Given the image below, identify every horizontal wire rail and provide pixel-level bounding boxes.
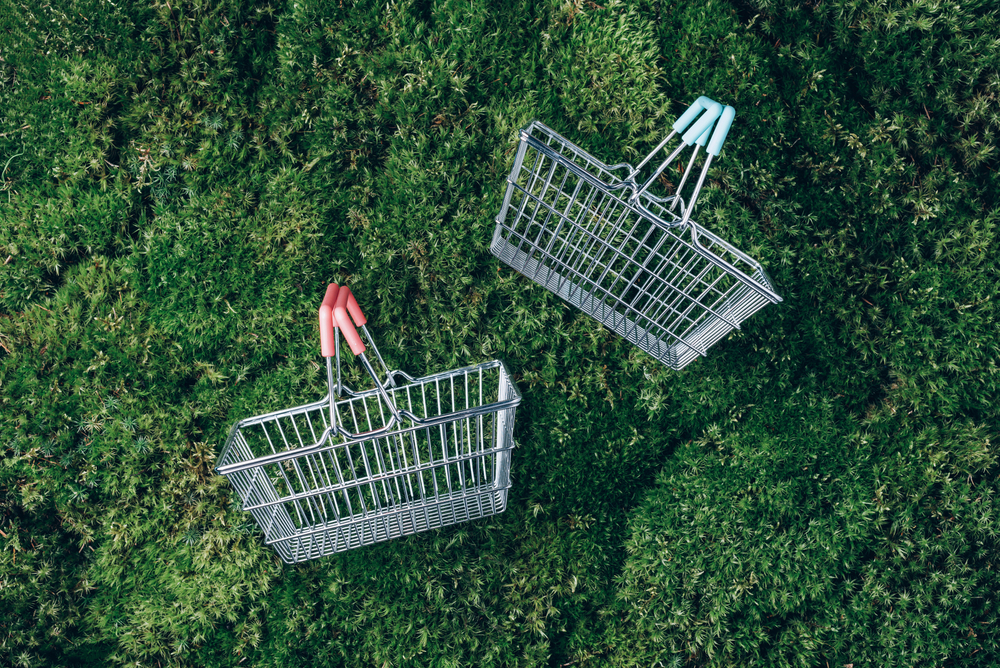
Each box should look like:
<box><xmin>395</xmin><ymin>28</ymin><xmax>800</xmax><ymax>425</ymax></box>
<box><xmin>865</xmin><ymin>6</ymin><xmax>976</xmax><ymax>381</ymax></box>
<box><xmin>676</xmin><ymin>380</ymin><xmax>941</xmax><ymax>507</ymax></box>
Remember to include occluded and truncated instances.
<box><xmin>217</xmin><ymin>284</ymin><xmax>522</xmax><ymax>563</ymax></box>
<box><xmin>493</xmin><ymin>120</ymin><xmax>780</xmax><ymax>370</ymax></box>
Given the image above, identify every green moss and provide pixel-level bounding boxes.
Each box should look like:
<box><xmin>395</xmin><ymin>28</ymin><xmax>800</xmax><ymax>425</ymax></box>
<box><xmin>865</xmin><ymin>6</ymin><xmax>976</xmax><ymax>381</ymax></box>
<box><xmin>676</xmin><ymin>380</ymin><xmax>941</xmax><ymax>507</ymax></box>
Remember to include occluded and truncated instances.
<box><xmin>1</xmin><ymin>0</ymin><xmax>998</xmax><ymax>665</ymax></box>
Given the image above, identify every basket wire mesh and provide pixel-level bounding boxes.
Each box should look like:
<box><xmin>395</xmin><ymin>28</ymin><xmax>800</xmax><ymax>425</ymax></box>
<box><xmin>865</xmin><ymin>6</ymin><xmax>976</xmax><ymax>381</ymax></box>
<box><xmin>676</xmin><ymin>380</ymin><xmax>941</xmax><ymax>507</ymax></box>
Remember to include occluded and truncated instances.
<box><xmin>216</xmin><ymin>285</ymin><xmax>521</xmax><ymax>563</ymax></box>
<box><xmin>492</xmin><ymin>97</ymin><xmax>782</xmax><ymax>370</ymax></box>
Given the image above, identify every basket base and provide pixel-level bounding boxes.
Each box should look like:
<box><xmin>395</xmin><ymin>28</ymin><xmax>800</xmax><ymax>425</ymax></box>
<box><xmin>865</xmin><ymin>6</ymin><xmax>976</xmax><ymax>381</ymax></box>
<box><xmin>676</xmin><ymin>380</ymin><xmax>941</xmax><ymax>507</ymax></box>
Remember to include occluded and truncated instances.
<box><xmin>491</xmin><ymin>237</ymin><xmax>749</xmax><ymax>371</ymax></box>
<box><xmin>269</xmin><ymin>487</ymin><xmax>510</xmax><ymax>564</ymax></box>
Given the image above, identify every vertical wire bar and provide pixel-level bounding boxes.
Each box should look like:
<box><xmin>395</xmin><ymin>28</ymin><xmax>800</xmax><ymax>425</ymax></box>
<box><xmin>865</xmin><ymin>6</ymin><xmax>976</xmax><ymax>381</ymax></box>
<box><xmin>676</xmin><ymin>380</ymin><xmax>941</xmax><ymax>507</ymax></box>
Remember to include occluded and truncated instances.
<box><xmin>345</xmin><ymin>400</ymin><xmax>371</xmax><ymax>517</ymax></box>
<box><xmin>327</xmin><ymin>417</ymin><xmax>355</xmax><ymax>518</ymax></box>
<box><xmin>512</xmin><ymin>150</ymin><xmax>548</xmax><ymax>261</ymax></box>
<box><xmin>352</xmin><ymin>425</ymin><xmax>384</xmax><ymax>519</ymax></box>
<box><xmin>341</xmin><ymin>429</ymin><xmax>368</xmax><ymax>518</ymax></box>
<box><xmin>408</xmin><ymin>428</ymin><xmax>428</xmax><ymax>514</ymax></box>
<box><xmin>417</xmin><ymin>382</ymin><xmax>441</xmax><ymax>517</ymax></box>
<box><xmin>288</xmin><ymin>416</ymin><xmax>330</xmax><ymax>522</ymax></box>
<box><xmin>436</xmin><ymin>377</ymin><xmax>454</xmax><ymax>495</ymax></box>
<box><xmin>466</xmin><ymin>373</ymin><xmax>485</xmax><ymax>518</ymax></box>
<box><xmin>304</xmin><ymin>411</ymin><xmax>342</xmax><ymax>521</ymax></box>
<box><xmin>391</xmin><ymin>431</ymin><xmax>417</xmax><ymax>533</ymax></box>
<box><xmin>260</xmin><ymin>423</ymin><xmax>307</xmax><ymax>529</ymax></box>
<box><xmin>451</xmin><ymin>375</ymin><xmax>466</xmax><ymax>492</ymax></box>
<box><xmin>275</xmin><ymin>419</ymin><xmax>321</xmax><ymax>526</ymax></box>
<box><xmin>371</xmin><ymin>433</ymin><xmax>395</xmax><ymax>514</ymax></box>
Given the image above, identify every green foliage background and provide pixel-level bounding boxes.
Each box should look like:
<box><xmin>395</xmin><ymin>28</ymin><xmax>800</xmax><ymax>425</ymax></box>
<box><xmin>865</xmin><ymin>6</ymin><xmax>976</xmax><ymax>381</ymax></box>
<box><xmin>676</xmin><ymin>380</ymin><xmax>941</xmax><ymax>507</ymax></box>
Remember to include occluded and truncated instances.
<box><xmin>1</xmin><ymin>0</ymin><xmax>998</xmax><ymax>665</ymax></box>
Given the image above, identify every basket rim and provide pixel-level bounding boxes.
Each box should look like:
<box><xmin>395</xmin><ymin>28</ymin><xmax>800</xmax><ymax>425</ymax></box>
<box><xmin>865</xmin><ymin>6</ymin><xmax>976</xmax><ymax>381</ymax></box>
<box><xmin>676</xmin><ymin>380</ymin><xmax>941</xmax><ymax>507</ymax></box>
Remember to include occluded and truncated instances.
<box><xmin>512</xmin><ymin>120</ymin><xmax>782</xmax><ymax>304</ymax></box>
<box><xmin>215</xmin><ymin>359</ymin><xmax>520</xmax><ymax>476</ymax></box>
<box><xmin>240</xmin><ymin>438</ymin><xmax>515</xmax><ymax>514</ymax></box>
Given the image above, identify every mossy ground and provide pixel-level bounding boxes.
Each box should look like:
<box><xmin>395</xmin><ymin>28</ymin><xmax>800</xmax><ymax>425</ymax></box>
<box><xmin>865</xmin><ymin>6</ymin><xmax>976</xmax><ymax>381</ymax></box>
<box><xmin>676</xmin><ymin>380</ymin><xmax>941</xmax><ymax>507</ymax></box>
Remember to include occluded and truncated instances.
<box><xmin>1</xmin><ymin>0</ymin><xmax>998</xmax><ymax>666</ymax></box>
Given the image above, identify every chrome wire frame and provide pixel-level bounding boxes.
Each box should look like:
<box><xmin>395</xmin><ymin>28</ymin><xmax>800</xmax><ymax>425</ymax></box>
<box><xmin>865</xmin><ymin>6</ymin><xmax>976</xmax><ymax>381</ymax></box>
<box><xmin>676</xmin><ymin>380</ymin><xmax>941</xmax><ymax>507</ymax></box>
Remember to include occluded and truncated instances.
<box><xmin>217</xmin><ymin>359</ymin><xmax>521</xmax><ymax>564</ymax></box>
<box><xmin>492</xmin><ymin>121</ymin><xmax>781</xmax><ymax>371</ymax></box>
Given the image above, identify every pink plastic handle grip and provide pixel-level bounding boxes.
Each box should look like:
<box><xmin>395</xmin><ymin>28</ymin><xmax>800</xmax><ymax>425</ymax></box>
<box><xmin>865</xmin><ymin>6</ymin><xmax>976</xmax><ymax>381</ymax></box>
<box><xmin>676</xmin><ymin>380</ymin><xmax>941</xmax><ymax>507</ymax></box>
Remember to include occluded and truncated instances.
<box><xmin>334</xmin><ymin>285</ymin><xmax>366</xmax><ymax>355</ymax></box>
<box><xmin>345</xmin><ymin>287</ymin><xmax>367</xmax><ymax>327</ymax></box>
<box><xmin>319</xmin><ymin>283</ymin><xmax>340</xmax><ymax>357</ymax></box>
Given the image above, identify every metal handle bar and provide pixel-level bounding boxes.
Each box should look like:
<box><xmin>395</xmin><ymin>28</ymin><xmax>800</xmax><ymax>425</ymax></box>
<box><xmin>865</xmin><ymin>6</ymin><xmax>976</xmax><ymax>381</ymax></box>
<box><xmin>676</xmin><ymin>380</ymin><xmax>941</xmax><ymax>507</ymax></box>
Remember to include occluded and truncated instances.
<box><xmin>626</xmin><ymin>97</ymin><xmax>719</xmax><ymax>187</ymax></box>
<box><xmin>216</xmin><ymin>359</ymin><xmax>522</xmax><ymax>476</ymax></box>
<box><xmin>319</xmin><ymin>282</ymin><xmax>398</xmax><ymax>386</ymax></box>
<box><xmin>320</xmin><ymin>283</ymin><xmax>501</xmax><ymax>444</ymax></box>
<box><xmin>330</xmin><ymin>285</ymin><xmax>404</xmax><ymax>427</ymax></box>
<box><xmin>673</xmin><ymin>105</ymin><xmax>735</xmax><ymax>231</ymax></box>
<box><xmin>632</xmin><ymin>96</ymin><xmax>735</xmax><ymax>201</ymax></box>
<box><xmin>317</xmin><ymin>283</ymin><xmax>399</xmax><ymax>435</ymax></box>
<box><xmin>319</xmin><ymin>284</ymin><xmax>341</xmax><ymax>431</ymax></box>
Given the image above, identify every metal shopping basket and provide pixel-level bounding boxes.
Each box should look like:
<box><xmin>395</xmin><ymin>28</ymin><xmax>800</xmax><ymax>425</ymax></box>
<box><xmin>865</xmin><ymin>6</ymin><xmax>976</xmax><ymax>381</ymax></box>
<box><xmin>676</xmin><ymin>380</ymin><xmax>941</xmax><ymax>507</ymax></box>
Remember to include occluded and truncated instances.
<box><xmin>215</xmin><ymin>284</ymin><xmax>522</xmax><ymax>563</ymax></box>
<box><xmin>492</xmin><ymin>96</ymin><xmax>782</xmax><ymax>370</ymax></box>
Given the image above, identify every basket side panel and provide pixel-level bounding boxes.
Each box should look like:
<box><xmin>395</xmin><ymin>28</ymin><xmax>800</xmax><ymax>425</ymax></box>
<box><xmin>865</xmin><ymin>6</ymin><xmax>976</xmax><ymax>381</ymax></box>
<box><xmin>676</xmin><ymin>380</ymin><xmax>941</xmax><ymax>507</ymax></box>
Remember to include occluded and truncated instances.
<box><xmin>492</xmin><ymin>369</ymin><xmax>518</xmax><ymax>491</ymax></box>
<box><xmin>275</xmin><ymin>488</ymin><xmax>510</xmax><ymax>562</ymax></box>
<box><xmin>493</xmin><ymin>134</ymin><xmax>778</xmax><ymax>369</ymax></box>
<box><xmin>674</xmin><ymin>272</ymin><xmax>775</xmax><ymax>368</ymax></box>
<box><xmin>222</xmin><ymin>432</ymin><xmax>298</xmax><ymax>560</ymax></box>
<box><xmin>233</xmin><ymin>364</ymin><xmax>517</xmax><ymax>561</ymax></box>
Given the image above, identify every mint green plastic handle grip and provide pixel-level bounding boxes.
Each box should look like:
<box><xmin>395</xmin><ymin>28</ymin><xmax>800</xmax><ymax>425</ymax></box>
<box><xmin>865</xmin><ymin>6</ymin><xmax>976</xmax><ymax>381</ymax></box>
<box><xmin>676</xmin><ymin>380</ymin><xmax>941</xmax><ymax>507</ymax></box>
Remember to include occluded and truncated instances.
<box><xmin>707</xmin><ymin>106</ymin><xmax>735</xmax><ymax>156</ymax></box>
<box><xmin>695</xmin><ymin>125</ymin><xmax>712</xmax><ymax>147</ymax></box>
<box><xmin>672</xmin><ymin>96</ymin><xmax>716</xmax><ymax>134</ymax></box>
<box><xmin>682</xmin><ymin>105</ymin><xmax>722</xmax><ymax>147</ymax></box>
<box><xmin>672</xmin><ymin>96</ymin><xmax>723</xmax><ymax>145</ymax></box>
